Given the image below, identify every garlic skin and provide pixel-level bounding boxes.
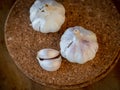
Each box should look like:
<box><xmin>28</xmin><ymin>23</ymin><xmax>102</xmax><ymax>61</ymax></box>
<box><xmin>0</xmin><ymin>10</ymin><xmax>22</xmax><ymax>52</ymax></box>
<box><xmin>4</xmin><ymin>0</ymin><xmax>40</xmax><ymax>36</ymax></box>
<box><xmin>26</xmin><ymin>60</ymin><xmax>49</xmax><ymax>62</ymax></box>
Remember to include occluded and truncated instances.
<box><xmin>36</xmin><ymin>49</ymin><xmax>62</xmax><ymax>71</ymax></box>
<box><xmin>30</xmin><ymin>0</ymin><xmax>65</xmax><ymax>33</ymax></box>
<box><xmin>60</xmin><ymin>26</ymin><xmax>98</xmax><ymax>64</ymax></box>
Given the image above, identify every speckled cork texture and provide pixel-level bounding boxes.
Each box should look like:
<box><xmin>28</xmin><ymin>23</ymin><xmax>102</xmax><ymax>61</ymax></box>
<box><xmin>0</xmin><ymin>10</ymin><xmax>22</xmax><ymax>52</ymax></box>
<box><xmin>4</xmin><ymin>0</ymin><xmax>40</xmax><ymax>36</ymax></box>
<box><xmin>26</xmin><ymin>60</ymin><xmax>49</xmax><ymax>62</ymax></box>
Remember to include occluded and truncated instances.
<box><xmin>5</xmin><ymin>0</ymin><xmax>120</xmax><ymax>89</ymax></box>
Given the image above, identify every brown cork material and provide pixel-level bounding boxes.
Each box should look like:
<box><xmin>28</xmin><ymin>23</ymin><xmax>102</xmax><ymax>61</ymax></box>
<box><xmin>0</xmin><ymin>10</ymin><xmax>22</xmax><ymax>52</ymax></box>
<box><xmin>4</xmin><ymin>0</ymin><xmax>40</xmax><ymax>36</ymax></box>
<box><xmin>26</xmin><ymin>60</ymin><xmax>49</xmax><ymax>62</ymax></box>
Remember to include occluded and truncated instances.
<box><xmin>4</xmin><ymin>0</ymin><xmax>120</xmax><ymax>89</ymax></box>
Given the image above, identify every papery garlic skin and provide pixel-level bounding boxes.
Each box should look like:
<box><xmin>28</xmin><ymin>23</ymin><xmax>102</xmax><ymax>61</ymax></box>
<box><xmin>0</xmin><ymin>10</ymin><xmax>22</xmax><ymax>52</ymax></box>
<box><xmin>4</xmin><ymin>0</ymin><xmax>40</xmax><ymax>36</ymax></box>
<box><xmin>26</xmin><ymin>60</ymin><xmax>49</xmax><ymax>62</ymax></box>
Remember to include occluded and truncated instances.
<box><xmin>36</xmin><ymin>49</ymin><xmax>62</xmax><ymax>71</ymax></box>
<box><xmin>30</xmin><ymin>0</ymin><xmax>65</xmax><ymax>33</ymax></box>
<box><xmin>60</xmin><ymin>26</ymin><xmax>98</xmax><ymax>64</ymax></box>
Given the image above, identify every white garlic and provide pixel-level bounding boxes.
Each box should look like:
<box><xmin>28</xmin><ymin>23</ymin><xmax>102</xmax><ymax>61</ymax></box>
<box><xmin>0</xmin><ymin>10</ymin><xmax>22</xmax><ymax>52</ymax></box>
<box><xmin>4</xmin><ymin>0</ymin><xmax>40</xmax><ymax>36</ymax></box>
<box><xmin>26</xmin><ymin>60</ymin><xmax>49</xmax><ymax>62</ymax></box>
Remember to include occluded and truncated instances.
<box><xmin>30</xmin><ymin>0</ymin><xmax>65</xmax><ymax>33</ymax></box>
<box><xmin>36</xmin><ymin>48</ymin><xmax>62</xmax><ymax>71</ymax></box>
<box><xmin>60</xmin><ymin>26</ymin><xmax>99</xmax><ymax>64</ymax></box>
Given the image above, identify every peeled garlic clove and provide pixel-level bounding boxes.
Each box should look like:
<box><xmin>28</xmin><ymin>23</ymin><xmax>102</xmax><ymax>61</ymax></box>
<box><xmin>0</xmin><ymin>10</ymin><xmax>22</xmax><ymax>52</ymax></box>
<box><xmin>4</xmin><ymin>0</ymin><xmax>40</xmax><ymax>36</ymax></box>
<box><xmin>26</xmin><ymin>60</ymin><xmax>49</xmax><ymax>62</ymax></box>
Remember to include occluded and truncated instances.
<box><xmin>30</xmin><ymin>0</ymin><xmax>65</xmax><ymax>33</ymax></box>
<box><xmin>36</xmin><ymin>48</ymin><xmax>62</xmax><ymax>71</ymax></box>
<box><xmin>60</xmin><ymin>26</ymin><xmax>99</xmax><ymax>64</ymax></box>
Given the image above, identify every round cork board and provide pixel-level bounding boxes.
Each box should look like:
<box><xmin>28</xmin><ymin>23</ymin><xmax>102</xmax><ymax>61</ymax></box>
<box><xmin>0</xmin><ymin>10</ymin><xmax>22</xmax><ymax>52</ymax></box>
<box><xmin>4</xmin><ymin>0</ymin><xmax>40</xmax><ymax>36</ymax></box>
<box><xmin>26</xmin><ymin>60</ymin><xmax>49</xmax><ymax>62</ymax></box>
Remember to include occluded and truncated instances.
<box><xmin>5</xmin><ymin>0</ymin><xmax>120</xmax><ymax>89</ymax></box>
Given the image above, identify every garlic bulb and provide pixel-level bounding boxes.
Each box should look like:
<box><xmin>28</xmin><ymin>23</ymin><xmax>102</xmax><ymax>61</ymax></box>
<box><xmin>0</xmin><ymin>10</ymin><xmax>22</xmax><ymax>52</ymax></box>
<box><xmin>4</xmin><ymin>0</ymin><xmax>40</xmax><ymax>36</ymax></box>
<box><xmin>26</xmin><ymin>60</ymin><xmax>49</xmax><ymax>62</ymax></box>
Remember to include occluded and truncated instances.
<box><xmin>30</xmin><ymin>0</ymin><xmax>65</xmax><ymax>33</ymax></box>
<box><xmin>60</xmin><ymin>26</ymin><xmax>98</xmax><ymax>64</ymax></box>
<box><xmin>36</xmin><ymin>48</ymin><xmax>62</xmax><ymax>71</ymax></box>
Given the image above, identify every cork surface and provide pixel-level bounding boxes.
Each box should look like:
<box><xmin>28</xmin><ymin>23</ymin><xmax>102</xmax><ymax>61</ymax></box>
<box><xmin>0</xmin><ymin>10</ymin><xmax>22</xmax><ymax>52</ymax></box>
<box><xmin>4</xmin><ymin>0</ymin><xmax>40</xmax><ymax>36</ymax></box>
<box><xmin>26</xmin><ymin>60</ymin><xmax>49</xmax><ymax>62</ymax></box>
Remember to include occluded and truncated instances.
<box><xmin>5</xmin><ymin>0</ymin><xmax>120</xmax><ymax>89</ymax></box>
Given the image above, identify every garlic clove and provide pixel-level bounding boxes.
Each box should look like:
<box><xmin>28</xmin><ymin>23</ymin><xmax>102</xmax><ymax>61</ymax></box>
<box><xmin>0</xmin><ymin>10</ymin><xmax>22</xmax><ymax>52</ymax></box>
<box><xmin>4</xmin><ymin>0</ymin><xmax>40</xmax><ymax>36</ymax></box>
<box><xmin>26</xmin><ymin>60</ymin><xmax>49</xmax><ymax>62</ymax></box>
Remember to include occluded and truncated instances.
<box><xmin>36</xmin><ymin>48</ymin><xmax>62</xmax><ymax>71</ymax></box>
<box><xmin>30</xmin><ymin>0</ymin><xmax>65</xmax><ymax>33</ymax></box>
<box><xmin>37</xmin><ymin>48</ymin><xmax>60</xmax><ymax>59</ymax></box>
<box><xmin>60</xmin><ymin>26</ymin><xmax>99</xmax><ymax>64</ymax></box>
<box><xmin>38</xmin><ymin>57</ymin><xmax>62</xmax><ymax>71</ymax></box>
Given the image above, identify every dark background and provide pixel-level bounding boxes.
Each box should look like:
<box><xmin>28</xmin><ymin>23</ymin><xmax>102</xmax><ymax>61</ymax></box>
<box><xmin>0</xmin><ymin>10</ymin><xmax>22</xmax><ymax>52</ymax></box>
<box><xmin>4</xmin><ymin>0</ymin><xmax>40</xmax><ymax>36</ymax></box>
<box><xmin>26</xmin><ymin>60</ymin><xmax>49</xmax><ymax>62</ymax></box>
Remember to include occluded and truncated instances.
<box><xmin>0</xmin><ymin>0</ymin><xmax>120</xmax><ymax>90</ymax></box>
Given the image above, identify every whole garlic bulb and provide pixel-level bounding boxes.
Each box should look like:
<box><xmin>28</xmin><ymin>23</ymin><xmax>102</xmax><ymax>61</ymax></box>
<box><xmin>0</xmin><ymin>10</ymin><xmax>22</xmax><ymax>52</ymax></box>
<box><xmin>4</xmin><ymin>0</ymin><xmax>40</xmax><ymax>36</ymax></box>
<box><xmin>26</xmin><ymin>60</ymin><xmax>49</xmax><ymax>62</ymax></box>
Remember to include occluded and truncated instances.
<box><xmin>36</xmin><ymin>48</ymin><xmax>62</xmax><ymax>71</ymax></box>
<box><xmin>30</xmin><ymin>0</ymin><xmax>65</xmax><ymax>33</ymax></box>
<box><xmin>60</xmin><ymin>26</ymin><xmax>99</xmax><ymax>64</ymax></box>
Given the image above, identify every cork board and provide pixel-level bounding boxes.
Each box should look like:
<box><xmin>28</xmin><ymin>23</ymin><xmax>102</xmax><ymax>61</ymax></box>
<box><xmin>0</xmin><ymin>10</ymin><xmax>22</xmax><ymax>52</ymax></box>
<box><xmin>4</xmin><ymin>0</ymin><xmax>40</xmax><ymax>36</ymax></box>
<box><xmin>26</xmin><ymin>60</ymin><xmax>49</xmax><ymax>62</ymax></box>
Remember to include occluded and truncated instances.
<box><xmin>5</xmin><ymin>0</ymin><xmax>120</xmax><ymax>89</ymax></box>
